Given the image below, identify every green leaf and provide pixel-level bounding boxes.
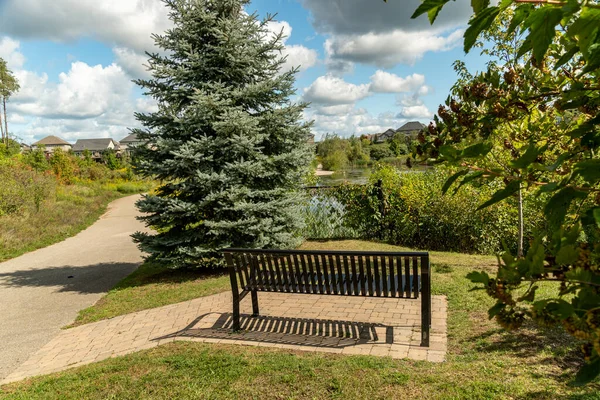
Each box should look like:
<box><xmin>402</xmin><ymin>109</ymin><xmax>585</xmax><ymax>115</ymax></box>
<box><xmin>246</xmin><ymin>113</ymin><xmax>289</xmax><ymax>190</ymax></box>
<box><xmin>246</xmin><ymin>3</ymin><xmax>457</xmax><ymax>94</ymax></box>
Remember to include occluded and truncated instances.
<box><xmin>517</xmin><ymin>286</ymin><xmax>538</xmax><ymax>302</ymax></box>
<box><xmin>507</xmin><ymin>4</ymin><xmax>534</xmax><ymax>36</ymax></box>
<box><xmin>567</xmin><ymin>8</ymin><xmax>600</xmax><ymax>58</ymax></box>
<box><xmin>487</xmin><ymin>302</ymin><xmax>505</xmax><ymax>319</ymax></box>
<box><xmin>461</xmin><ymin>141</ymin><xmax>493</xmax><ymax>158</ymax></box>
<box><xmin>471</xmin><ymin>0</ymin><xmax>490</xmax><ymax>14</ymax></box>
<box><xmin>582</xmin><ymin>207</ymin><xmax>600</xmax><ymax>227</ymax></box>
<box><xmin>538</xmin><ymin>182</ymin><xmax>559</xmax><ymax>193</ymax></box>
<box><xmin>439</xmin><ymin>145</ymin><xmax>460</xmax><ymax>161</ymax></box>
<box><xmin>509</xmin><ymin>142</ymin><xmax>543</xmax><ymax>169</ymax></box>
<box><xmin>582</xmin><ymin>43</ymin><xmax>600</xmax><ymax>73</ymax></box>
<box><xmin>556</xmin><ymin>245</ymin><xmax>579</xmax><ymax>265</ymax></box>
<box><xmin>574</xmin><ymin>159</ymin><xmax>600</xmax><ymax>184</ymax></box>
<box><xmin>574</xmin><ymin>358</ymin><xmax>600</xmax><ymax>386</ymax></box>
<box><xmin>464</xmin><ymin>6</ymin><xmax>501</xmax><ymax>53</ymax></box>
<box><xmin>477</xmin><ymin>180</ymin><xmax>521</xmax><ymax>211</ymax></box>
<box><xmin>544</xmin><ymin>187</ymin><xmax>587</xmax><ymax>228</ymax></box>
<box><xmin>554</xmin><ymin>45</ymin><xmax>580</xmax><ymax>69</ymax></box>
<box><xmin>411</xmin><ymin>0</ymin><xmax>451</xmax><ymax>23</ymax></box>
<box><xmin>442</xmin><ymin>170</ymin><xmax>470</xmax><ymax>194</ymax></box>
<box><xmin>545</xmin><ymin>300</ymin><xmax>575</xmax><ymax>319</ymax></box>
<box><xmin>454</xmin><ymin>171</ymin><xmax>485</xmax><ymax>194</ymax></box>
<box><xmin>522</xmin><ymin>7</ymin><xmax>564</xmax><ymax>62</ymax></box>
<box><xmin>545</xmin><ymin>153</ymin><xmax>571</xmax><ymax>172</ymax></box>
<box><xmin>467</xmin><ymin>271</ymin><xmax>490</xmax><ymax>285</ymax></box>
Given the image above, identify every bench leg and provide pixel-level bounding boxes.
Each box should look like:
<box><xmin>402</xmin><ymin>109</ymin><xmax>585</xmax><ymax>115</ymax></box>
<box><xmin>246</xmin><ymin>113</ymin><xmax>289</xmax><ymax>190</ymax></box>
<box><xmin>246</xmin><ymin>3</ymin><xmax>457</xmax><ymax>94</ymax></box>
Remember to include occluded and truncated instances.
<box><xmin>251</xmin><ymin>290</ymin><xmax>259</xmax><ymax>317</ymax></box>
<box><xmin>232</xmin><ymin>291</ymin><xmax>241</xmax><ymax>331</ymax></box>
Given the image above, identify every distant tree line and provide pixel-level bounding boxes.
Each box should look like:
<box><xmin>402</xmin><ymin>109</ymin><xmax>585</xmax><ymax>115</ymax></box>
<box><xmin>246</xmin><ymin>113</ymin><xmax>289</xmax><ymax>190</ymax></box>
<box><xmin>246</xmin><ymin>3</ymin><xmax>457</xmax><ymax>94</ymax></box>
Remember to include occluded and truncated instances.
<box><xmin>316</xmin><ymin>132</ymin><xmax>420</xmax><ymax>171</ymax></box>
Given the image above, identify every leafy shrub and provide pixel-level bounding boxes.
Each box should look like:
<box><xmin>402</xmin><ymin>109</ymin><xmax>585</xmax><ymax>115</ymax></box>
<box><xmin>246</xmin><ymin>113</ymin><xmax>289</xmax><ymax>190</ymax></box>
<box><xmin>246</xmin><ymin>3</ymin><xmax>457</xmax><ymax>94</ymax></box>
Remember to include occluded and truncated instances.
<box><xmin>322</xmin><ymin>150</ymin><xmax>348</xmax><ymax>171</ymax></box>
<box><xmin>369</xmin><ymin>144</ymin><xmax>394</xmax><ymax>161</ymax></box>
<box><xmin>0</xmin><ymin>163</ymin><xmax>55</xmax><ymax>216</ymax></box>
<box><xmin>308</xmin><ymin>165</ymin><xmax>546</xmax><ymax>255</ymax></box>
<box><xmin>302</xmin><ymin>192</ymin><xmax>360</xmax><ymax>239</ymax></box>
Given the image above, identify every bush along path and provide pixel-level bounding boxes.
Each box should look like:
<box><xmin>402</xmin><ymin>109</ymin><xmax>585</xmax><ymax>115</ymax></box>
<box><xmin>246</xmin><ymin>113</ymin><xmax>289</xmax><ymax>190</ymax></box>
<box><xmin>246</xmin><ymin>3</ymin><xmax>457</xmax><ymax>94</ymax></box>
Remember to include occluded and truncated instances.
<box><xmin>0</xmin><ymin>195</ymin><xmax>149</xmax><ymax>382</ymax></box>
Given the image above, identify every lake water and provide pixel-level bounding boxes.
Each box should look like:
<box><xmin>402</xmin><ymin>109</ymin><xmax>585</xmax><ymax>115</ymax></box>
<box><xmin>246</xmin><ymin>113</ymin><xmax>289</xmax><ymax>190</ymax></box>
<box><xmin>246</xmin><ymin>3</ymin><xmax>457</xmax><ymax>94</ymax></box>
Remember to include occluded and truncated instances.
<box><xmin>316</xmin><ymin>166</ymin><xmax>428</xmax><ymax>186</ymax></box>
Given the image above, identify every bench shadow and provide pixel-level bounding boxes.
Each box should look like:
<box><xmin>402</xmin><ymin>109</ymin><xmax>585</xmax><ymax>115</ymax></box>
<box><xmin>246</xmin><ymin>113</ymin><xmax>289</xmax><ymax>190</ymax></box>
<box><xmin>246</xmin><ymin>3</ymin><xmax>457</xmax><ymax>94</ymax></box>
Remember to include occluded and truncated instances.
<box><xmin>155</xmin><ymin>312</ymin><xmax>396</xmax><ymax>348</ymax></box>
<box><xmin>0</xmin><ymin>262</ymin><xmax>141</xmax><ymax>294</ymax></box>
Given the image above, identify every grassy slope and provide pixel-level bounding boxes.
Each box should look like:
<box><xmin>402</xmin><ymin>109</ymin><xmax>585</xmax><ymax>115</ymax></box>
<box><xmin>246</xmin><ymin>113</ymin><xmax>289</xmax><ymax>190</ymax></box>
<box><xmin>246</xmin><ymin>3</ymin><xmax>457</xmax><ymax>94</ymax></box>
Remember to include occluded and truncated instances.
<box><xmin>70</xmin><ymin>263</ymin><xmax>229</xmax><ymax>327</ymax></box>
<box><xmin>0</xmin><ymin>181</ymin><xmax>152</xmax><ymax>262</ymax></box>
<box><xmin>17</xmin><ymin>240</ymin><xmax>595</xmax><ymax>398</ymax></box>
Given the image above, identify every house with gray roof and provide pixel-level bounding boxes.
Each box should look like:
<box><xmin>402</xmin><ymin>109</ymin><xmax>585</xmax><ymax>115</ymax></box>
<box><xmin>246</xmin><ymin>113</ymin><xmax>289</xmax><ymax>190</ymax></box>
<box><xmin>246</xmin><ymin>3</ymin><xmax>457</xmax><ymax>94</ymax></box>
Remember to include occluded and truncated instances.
<box><xmin>374</xmin><ymin>128</ymin><xmax>396</xmax><ymax>143</ymax></box>
<box><xmin>31</xmin><ymin>135</ymin><xmax>72</xmax><ymax>153</ymax></box>
<box><xmin>396</xmin><ymin>121</ymin><xmax>427</xmax><ymax>135</ymax></box>
<box><xmin>119</xmin><ymin>133</ymin><xmax>143</xmax><ymax>153</ymax></box>
<box><xmin>73</xmin><ymin>138</ymin><xmax>120</xmax><ymax>159</ymax></box>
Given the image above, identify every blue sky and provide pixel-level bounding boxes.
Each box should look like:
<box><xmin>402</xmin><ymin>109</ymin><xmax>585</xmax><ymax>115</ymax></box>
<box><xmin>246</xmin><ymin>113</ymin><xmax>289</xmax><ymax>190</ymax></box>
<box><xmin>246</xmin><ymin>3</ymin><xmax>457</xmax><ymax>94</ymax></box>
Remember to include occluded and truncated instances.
<box><xmin>0</xmin><ymin>0</ymin><xmax>490</xmax><ymax>144</ymax></box>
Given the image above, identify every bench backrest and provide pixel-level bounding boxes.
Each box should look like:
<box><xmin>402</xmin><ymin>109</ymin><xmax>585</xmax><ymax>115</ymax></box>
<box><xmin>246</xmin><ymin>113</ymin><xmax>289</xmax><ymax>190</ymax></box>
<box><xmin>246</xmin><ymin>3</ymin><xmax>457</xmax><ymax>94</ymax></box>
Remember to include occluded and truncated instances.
<box><xmin>224</xmin><ymin>249</ymin><xmax>430</xmax><ymax>299</ymax></box>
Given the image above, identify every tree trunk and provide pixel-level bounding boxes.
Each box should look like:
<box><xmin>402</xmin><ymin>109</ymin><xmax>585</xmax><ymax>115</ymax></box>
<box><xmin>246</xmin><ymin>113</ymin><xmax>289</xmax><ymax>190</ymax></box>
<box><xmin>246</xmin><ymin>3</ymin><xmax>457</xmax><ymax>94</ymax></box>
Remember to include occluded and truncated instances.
<box><xmin>517</xmin><ymin>183</ymin><xmax>524</xmax><ymax>258</ymax></box>
<box><xmin>3</xmin><ymin>96</ymin><xmax>8</xmax><ymax>146</ymax></box>
<box><xmin>0</xmin><ymin>98</ymin><xmax>4</xmax><ymax>145</ymax></box>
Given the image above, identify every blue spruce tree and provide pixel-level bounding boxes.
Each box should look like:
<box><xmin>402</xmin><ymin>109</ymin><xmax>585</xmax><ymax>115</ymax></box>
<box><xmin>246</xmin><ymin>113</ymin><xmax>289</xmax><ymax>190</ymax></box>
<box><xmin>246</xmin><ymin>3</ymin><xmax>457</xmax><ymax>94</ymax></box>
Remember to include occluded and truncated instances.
<box><xmin>131</xmin><ymin>0</ymin><xmax>312</xmax><ymax>268</ymax></box>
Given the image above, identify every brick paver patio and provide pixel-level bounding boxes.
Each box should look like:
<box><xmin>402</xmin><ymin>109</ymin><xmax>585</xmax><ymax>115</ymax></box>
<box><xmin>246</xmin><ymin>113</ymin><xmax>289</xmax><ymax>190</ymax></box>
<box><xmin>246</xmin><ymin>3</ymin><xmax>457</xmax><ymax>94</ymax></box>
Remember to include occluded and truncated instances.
<box><xmin>2</xmin><ymin>292</ymin><xmax>447</xmax><ymax>384</ymax></box>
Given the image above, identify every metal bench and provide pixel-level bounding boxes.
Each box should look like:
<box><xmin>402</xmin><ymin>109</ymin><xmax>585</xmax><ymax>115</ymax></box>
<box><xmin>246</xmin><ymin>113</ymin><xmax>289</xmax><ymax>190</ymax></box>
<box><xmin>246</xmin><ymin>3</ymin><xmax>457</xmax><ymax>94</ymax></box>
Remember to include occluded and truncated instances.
<box><xmin>224</xmin><ymin>249</ymin><xmax>432</xmax><ymax>346</ymax></box>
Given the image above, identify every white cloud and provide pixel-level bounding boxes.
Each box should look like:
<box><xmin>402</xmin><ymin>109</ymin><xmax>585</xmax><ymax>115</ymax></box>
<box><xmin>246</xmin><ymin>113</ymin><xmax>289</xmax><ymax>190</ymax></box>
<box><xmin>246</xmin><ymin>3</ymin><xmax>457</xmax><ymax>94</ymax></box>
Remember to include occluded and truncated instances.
<box><xmin>396</xmin><ymin>93</ymin><xmax>434</xmax><ymax>119</ymax></box>
<box><xmin>1</xmin><ymin>38</ymin><xmax>141</xmax><ymax>144</ymax></box>
<box><xmin>0</xmin><ymin>36</ymin><xmax>25</xmax><ymax>69</ymax></box>
<box><xmin>306</xmin><ymin>106</ymin><xmax>409</xmax><ymax>139</ymax></box>
<box><xmin>370</xmin><ymin>71</ymin><xmax>425</xmax><ymax>93</ymax></box>
<box><xmin>7</xmin><ymin>113</ymin><xmax>26</xmax><ymax>124</ymax></box>
<box><xmin>325</xmin><ymin>28</ymin><xmax>464</xmax><ymax>69</ymax></box>
<box><xmin>397</xmin><ymin>105</ymin><xmax>433</xmax><ymax>119</ymax></box>
<box><xmin>0</xmin><ymin>0</ymin><xmax>171</xmax><ymax>54</ymax></box>
<box><xmin>303</xmin><ymin>75</ymin><xmax>370</xmax><ymax>105</ymax></box>
<box><xmin>266</xmin><ymin>20</ymin><xmax>318</xmax><ymax>73</ymax></box>
<box><xmin>12</xmin><ymin>61</ymin><xmax>133</xmax><ymax>119</ymax></box>
<box><xmin>301</xmin><ymin>0</ymin><xmax>472</xmax><ymax>35</ymax></box>
<box><xmin>281</xmin><ymin>45</ymin><xmax>318</xmax><ymax>73</ymax></box>
<box><xmin>136</xmin><ymin>97</ymin><xmax>158</xmax><ymax>114</ymax></box>
<box><xmin>314</xmin><ymin>104</ymin><xmax>355</xmax><ymax>116</ymax></box>
<box><xmin>113</xmin><ymin>47</ymin><xmax>150</xmax><ymax>79</ymax></box>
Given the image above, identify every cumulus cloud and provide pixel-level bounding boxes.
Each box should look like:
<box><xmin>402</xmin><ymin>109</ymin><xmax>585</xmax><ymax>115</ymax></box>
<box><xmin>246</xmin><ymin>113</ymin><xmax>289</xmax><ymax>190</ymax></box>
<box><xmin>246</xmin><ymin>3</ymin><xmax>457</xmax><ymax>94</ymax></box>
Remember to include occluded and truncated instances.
<box><xmin>306</xmin><ymin>106</ymin><xmax>409</xmax><ymax>139</ymax></box>
<box><xmin>113</xmin><ymin>47</ymin><xmax>151</xmax><ymax>80</ymax></box>
<box><xmin>303</xmin><ymin>75</ymin><xmax>371</xmax><ymax>105</ymax></box>
<box><xmin>396</xmin><ymin>93</ymin><xmax>434</xmax><ymax>119</ymax></box>
<box><xmin>12</xmin><ymin>61</ymin><xmax>133</xmax><ymax>119</ymax></box>
<box><xmin>301</xmin><ymin>0</ymin><xmax>472</xmax><ymax>35</ymax></box>
<box><xmin>0</xmin><ymin>0</ymin><xmax>171</xmax><ymax>54</ymax></box>
<box><xmin>304</xmin><ymin>71</ymin><xmax>431</xmax><ymax>107</ymax></box>
<box><xmin>266</xmin><ymin>20</ymin><xmax>318</xmax><ymax>73</ymax></box>
<box><xmin>325</xmin><ymin>28</ymin><xmax>464</xmax><ymax>69</ymax></box>
<box><xmin>370</xmin><ymin>71</ymin><xmax>425</xmax><ymax>93</ymax></box>
<box><xmin>0</xmin><ymin>36</ymin><xmax>25</xmax><ymax>68</ymax></box>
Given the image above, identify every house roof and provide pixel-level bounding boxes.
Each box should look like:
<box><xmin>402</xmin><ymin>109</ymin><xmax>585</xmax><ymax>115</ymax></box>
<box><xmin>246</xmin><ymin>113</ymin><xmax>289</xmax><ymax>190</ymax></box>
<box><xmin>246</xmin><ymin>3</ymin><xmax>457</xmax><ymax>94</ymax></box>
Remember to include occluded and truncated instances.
<box><xmin>73</xmin><ymin>138</ymin><xmax>119</xmax><ymax>152</ymax></box>
<box><xmin>397</xmin><ymin>121</ymin><xmax>426</xmax><ymax>132</ymax></box>
<box><xmin>119</xmin><ymin>133</ymin><xmax>139</xmax><ymax>143</ymax></box>
<box><xmin>32</xmin><ymin>135</ymin><xmax>71</xmax><ymax>146</ymax></box>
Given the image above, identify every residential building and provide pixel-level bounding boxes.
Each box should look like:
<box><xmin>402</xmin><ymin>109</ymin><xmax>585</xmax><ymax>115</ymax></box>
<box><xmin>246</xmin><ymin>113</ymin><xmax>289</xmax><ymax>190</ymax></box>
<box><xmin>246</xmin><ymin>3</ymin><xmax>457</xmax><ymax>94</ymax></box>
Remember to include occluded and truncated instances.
<box><xmin>73</xmin><ymin>138</ymin><xmax>120</xmax><ymax>159</ymax></box>
<box><xmin>396</xmin><ymin>121</ymin><xmax>427</xmax><ymax>135</ymax></box>
<box><xmin>31</xmin><ymin>135</ymin><xmax>72</xmax><ymax>153</ymax></box>
<box><xmin>374</xmin><ymin>128</ymin><xmax>396</xmax><ymax>143</ymax></box>
<box><xmin>119</xmin><ymin>133</ymin><xmax>143</xmax><ymax>152</ymax></box>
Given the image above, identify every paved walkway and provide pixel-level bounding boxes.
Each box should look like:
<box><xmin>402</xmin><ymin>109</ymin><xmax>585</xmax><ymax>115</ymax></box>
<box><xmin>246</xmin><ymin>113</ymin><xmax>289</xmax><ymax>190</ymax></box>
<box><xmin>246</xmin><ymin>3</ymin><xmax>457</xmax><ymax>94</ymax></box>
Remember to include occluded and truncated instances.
<box><xmin>0</xmin><ymin>195</ymin><xmax>148</xmax><ymax>381</ymax></box>
<box><xmin>2</xmin><ymin>292</ymin><xmax>447</xmax><ymax>384</ymax></box>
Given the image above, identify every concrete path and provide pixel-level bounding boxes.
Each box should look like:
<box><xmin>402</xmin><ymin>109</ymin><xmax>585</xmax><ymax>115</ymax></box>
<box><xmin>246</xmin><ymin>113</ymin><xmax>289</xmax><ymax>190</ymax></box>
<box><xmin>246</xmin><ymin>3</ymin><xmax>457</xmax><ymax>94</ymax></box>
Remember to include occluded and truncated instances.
<box><xmin>2</xmin><ymin>292</ymin><xmax>447</xmax><ymax>384</ymax></box>
<box><xmin>0</xmin><ymin>195</ymin><xmax>148</xmax><ymax>381</ymax></box>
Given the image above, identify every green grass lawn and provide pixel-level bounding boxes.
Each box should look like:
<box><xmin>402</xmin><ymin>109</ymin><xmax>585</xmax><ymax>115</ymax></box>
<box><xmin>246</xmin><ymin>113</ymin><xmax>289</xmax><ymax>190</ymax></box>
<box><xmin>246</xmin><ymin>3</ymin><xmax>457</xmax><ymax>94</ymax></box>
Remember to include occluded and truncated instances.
<box><xmin>3</xmin><ymin>240</ymin><xmax>599</xmax><ymax>399</ymax></box>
